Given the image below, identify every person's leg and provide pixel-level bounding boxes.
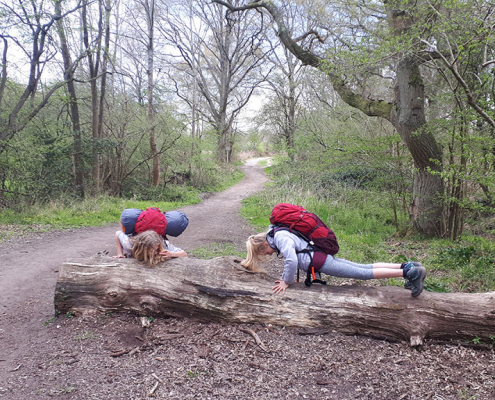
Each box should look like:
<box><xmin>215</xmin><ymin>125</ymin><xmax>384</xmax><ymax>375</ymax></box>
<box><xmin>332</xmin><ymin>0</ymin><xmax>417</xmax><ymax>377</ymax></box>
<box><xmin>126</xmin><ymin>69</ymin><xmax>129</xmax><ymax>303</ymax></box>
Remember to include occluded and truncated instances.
<box><xmin>373</xmin><ymin>264</ymin><xmax>426</xmax><ymax>296</ymax></box>
<box><xmin>373</xmin><ymin>262</ymin><xmax>402</xmax><ymax>269</ymax></box>
<box><xmin>319</xmin><ymin>257</ymin><xmax>375</xmax><ymax>280</ymax></box>
<box><xmin>320</xmin><ymin>257</ymin><xmax>426</xmax><ymax>296</ymax></box>
<box><xmin>372</xmin><ymin>268</ymin><xmax>403</xmax><ymax>279</ymax></box>
<box><xmin>329</xmin><ymin>259</ymin><xmax>403</xmax><ymax>270</ymax></box>
<box><xmin>373</xmin><ymin>261</ymin><xmax>424</xmax><ymax>289</ymax></box>
<box><xmin>321</xmin><ymin>258</ymin><xmax>403</xmax><ymax>277</ymax></box>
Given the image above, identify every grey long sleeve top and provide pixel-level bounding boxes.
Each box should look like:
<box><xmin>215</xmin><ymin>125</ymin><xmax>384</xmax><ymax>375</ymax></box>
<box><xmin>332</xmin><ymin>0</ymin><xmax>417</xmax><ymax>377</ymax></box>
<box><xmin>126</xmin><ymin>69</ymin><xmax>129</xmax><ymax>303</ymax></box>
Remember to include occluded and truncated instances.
<box><xmin>266</xmin><ymin>227</ymin><xmax>314</xmax><ymax>284</ymax></box>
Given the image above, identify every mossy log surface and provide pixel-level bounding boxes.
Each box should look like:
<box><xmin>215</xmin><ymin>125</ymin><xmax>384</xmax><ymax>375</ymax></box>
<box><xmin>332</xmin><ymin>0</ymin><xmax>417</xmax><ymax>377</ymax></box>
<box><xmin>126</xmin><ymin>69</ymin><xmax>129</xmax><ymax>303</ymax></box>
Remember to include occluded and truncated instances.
<box><xmin>54</xmin><ymin>255</ymin><xmax>495</xmax><ymax>346</ymax></box>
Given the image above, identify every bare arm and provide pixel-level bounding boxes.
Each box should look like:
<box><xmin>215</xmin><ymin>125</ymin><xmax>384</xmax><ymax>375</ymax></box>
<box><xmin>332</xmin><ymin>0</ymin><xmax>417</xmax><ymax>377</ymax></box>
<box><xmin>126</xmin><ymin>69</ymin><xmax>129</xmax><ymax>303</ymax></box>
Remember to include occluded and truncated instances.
<box><xmin>112</xmin><ymin>231</ymin><xmax>126</xmax><ymax>258</ymax></box>
<box><xmin>159</xmin><ymin>249</ymin><xmax>187</xmax><ymax>259</ymax></box>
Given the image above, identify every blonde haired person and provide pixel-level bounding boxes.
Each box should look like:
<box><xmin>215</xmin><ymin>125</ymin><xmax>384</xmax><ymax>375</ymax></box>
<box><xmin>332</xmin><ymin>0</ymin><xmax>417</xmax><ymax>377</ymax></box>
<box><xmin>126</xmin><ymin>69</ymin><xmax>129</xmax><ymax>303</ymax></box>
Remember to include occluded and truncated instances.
<box><xmin>241</xmin><ymin>232</ymin><xmax>272</xmax><ymax>272</ymax></box>
<box><xmin>113</xmin><ymin>230</ymin><xmax>186</xmax><ymax>266</ymax></box>
<box><xmin>242</xmin><ymin>230</ymin><xmax>426</xmax><ymax>297</ymax></box>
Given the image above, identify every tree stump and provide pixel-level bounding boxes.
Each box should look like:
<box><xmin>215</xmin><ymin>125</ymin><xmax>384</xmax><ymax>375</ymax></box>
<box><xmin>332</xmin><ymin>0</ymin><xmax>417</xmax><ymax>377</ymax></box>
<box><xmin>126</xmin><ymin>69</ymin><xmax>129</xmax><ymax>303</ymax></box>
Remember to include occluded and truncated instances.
<box><xmin>54</xmin><ymin>255</ymin><xmax>495</xmax><ymax>346</ymax></box>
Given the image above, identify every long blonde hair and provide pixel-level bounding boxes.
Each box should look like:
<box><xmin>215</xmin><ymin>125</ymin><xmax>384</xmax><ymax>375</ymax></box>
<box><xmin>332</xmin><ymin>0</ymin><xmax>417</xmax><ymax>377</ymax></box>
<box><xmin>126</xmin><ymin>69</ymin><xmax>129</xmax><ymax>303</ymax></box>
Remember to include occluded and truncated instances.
<box><xmin>241</xmin><ymin>232</ymin><xmax>271</xmax><ymax>272</ymax></box>
<box><xmin>130</xmin><ymin>230</ymin><xmax>164</xmax><ymax>266</ymax></box>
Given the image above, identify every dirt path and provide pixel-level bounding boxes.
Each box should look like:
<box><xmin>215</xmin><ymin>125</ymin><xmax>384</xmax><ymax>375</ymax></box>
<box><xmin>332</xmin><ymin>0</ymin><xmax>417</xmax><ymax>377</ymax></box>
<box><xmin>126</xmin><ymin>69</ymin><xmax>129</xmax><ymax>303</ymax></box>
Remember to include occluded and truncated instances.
<box><xmin>0</xmin><ymin>158</ymin><xmax>269</xmax><ymax>395</ymax></box>
<box><xmin>170</xmin><ymin>157</ymin><xmax>270</xmax><ymax>253</ymax></box>
<box><xmin>1</xmin><ymin>158</ymin><xmax>494</xmax><ymax>400</ymax></box>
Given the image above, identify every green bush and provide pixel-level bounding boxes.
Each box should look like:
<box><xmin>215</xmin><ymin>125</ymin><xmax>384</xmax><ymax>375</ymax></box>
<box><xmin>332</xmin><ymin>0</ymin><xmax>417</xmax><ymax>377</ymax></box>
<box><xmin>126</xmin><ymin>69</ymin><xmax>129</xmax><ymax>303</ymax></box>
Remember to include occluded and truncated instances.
<box><xmin>431</xmin><ymin>246</ymin><xmax>476</xmax><ymax>270</ymax></box>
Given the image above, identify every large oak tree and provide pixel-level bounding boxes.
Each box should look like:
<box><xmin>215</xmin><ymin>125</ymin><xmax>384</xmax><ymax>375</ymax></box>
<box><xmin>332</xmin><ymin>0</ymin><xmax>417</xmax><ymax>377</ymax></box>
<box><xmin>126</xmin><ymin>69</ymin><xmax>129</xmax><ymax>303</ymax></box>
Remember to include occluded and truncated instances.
<box><xmin>214</xmin><ymin>0</ymin><xmax>448</xmax><ymax>235</ymax></box>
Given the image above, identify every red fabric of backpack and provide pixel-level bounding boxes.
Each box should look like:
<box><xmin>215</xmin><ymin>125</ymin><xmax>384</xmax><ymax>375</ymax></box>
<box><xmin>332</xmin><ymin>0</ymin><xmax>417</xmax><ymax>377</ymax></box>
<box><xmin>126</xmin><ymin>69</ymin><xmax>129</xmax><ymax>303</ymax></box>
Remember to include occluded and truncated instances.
<box><xmin>134</xmin><ymin>207</ymin><xmax>168</xmax><ymax>237</ymax></box>
<box><xmin>269</xmin><ymin>203</ymin><xmax>339</xmax><ymax>256</ymax></box>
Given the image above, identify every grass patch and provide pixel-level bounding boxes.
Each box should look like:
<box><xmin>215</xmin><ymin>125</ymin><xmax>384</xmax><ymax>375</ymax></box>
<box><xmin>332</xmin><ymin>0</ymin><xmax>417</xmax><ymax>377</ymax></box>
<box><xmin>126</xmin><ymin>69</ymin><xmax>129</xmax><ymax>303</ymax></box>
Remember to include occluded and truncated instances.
<box><xmin>0</xmin><ymin>195</ymin><xmax>197</xmax><ymax>229</ymax></box>
<box><xmin>0</xmin><ymin>168</ymin><xmax>244</xmax><ymax>243</ymax></box>
<box><xmin>190</xmin><ymin>242</ymin><xmax>245</xmax><ymax>259</ymax></box>
<box><xmin>204</xmin><ymin>167</ymin><xmax>245</xmax><ymax>192</ymax></box>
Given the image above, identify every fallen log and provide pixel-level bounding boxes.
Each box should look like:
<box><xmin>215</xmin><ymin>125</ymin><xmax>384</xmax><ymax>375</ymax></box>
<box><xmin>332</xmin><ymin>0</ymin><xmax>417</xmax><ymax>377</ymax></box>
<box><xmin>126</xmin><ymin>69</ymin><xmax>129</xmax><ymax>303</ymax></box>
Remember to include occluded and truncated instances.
<box><xmin>54</xmin><ymin>255</ymin><xmax>495</xmax><ymax>346</ymax></box>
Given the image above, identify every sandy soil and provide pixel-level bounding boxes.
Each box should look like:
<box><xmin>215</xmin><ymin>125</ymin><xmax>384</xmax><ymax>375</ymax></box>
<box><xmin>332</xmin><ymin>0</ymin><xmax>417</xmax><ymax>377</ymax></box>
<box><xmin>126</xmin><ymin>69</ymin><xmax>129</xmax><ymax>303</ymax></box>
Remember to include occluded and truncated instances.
<box><xmin>0</xmin><ymin>158</ymin><xmax>494</xmax><ymax>400</ymax></box>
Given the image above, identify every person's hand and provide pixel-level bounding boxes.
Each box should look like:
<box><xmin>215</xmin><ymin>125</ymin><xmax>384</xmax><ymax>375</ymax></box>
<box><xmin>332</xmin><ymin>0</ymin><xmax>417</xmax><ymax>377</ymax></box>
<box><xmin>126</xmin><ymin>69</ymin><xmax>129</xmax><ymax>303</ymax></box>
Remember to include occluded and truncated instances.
<box><xmin>272</xmin><ymin>280</ymin><xmax>289</xmax><ymax>295</ymax></box>
<box><xmin>159</xmin><ymin>250</ymin><xmax>173</xmax><ymax>259</ymax></box>
<box><xmin>112</xmin><ymin>255</ymin><xmax>125</xmax><ymax>258</ymax></box>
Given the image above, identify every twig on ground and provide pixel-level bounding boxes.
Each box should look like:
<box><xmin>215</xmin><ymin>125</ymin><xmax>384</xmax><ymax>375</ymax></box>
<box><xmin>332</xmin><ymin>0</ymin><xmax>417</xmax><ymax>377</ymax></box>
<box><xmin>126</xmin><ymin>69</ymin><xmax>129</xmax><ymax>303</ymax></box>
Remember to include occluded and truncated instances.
<box><xmin>152</xmin><ymin>373</ymin><xmax>164</xmax><ymax>384</ymax></box>
<box><xmin>128</xmin><ymin>347</ymin><xmax>141</xmax><ymax>356</ymax></box>
<box><xmin>110</xmin><ymin>346</ymin><xmax>146</xmax><ymax>357</ymax></box>
<box><xmin>155</xmin><ymin>333</ymin><xmax>185</xmax><ymax>342</ymax></box>
<box><xmin>11</xmin><ymin>364</ymin><xmax>22</xmax><ymax>372</ymax></box>
<box><xmin>110</xmin><ymin>349</ymin><xmax>130</xmax><ymax>358</ymax></box>
<box><xmin>241</xmin><ymin>338</ymin><xmax>252</xmax><ymax>352</ymax></box>
<box><xmin>147</xmin><ymin>381</ymin><xmax>159</xmax><ymax>397</ymax></box>
<box><xmin>240</xmin><ymin>328</ymin><xmax>269</xmax><ymax>352</ymax></box>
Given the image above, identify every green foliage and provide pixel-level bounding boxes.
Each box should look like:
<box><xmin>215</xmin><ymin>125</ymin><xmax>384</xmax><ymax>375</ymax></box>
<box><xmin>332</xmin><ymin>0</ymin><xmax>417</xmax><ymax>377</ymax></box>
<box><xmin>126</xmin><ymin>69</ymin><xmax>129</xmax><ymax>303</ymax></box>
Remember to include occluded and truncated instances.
<box><xmin>0</xmin><ymin>195</ymin><xmax>198</xmax><ymax>241</ymax></box>
<box><xmin>432</xmin><ymin>246</ymin><xmax>476</xmax><ymax>270</ymax></box>
<box><xmin>125</xmin><ymin>185</ymin><xmax>202</xmax><ymax>203</ymax></box>
<box><xmin>0</xmin><ymin>74</ymin><xmax>246</xmax><ymax>211</ymax></box>
<box><xmin>207</xmin><ymin>166</ymin><xmax>245</xmax><ymax>192</ymax></box>
<box><xmin>0</xmin><ymin>95</ymin><xmax>84</xmax><ymax>206</ymax></box>
<box><xmin>241</xmin><ymin>196</ymin><xmax>272</xmax><ymax>228</ymax></box>
<box><xmin>323</xmin><ymin>167</ymin><xmax>378</xmax><ymax>189</ymax></box>
<box><xmin>429</xmin><ymin>239</ymin><xmax>495</xmax><ymax>292</ymax></box>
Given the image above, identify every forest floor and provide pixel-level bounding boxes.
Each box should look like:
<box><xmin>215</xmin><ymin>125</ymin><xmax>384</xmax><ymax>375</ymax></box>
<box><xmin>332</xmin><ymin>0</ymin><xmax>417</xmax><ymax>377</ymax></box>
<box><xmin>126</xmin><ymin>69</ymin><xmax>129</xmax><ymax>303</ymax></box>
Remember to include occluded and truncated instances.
<box><xmin>0</xmin><ymin>158</ymin><xmax>494</xmax><ymax>400</ymax></box>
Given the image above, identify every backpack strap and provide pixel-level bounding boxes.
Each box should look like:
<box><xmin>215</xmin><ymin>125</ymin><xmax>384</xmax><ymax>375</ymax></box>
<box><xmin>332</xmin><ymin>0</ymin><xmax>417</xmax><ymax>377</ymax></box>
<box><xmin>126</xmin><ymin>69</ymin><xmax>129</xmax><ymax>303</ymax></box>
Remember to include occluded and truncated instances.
<box><xmin>270</xmin><ymin>225</ymin><xmax>328</xmax><ymax>287</ymax></box>
<box><xmin>298</xmin><ymin>249</ymin><xmax>327</xmax><ymax>287</ymax></box>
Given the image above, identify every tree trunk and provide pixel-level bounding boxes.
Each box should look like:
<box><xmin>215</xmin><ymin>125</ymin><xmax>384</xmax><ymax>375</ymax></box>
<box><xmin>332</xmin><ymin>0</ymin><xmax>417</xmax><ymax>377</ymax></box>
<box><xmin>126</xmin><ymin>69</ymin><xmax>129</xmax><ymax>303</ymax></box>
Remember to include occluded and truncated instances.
<box><xmin>55</xmin><ymin>0</ymin><xmax>85</xmax><ymax>199</ymax></box>
<box><xmin>391</xmin><ymin>59</ymin><xmax>444</xmax><ymax>235</ymax></box>
<box><xmin>82</xmin><ymin>0</ymin><xmax>102</xmax><ymax>193</ymax></box>
<box><xmin>55</xmin><ymin>256</ymin><xmax>495</xmax><ymax>347</ymax></box>
<box><xmin>146</xmin><ymin>0</ymin><xmax>160</xmax><ymax>186</ymax></box>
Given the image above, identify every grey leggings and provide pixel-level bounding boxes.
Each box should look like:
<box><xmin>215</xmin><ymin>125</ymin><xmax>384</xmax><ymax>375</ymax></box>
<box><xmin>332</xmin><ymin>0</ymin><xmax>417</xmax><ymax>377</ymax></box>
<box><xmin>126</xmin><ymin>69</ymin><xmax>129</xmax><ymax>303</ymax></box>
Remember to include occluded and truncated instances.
<box><xmin>319</xmin><ymin>256</ymin><xmax>374</xmax><ymax>280</ymax></box>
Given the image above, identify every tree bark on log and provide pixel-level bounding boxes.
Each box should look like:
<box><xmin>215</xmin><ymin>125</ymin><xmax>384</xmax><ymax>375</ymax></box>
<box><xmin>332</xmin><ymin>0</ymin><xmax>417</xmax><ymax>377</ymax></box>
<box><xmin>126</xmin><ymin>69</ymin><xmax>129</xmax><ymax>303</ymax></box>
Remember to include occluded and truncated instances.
<box><xmin>54</xmin><ymin>255</ymin><xmax>495</xmax><ymax>347</ymax></box>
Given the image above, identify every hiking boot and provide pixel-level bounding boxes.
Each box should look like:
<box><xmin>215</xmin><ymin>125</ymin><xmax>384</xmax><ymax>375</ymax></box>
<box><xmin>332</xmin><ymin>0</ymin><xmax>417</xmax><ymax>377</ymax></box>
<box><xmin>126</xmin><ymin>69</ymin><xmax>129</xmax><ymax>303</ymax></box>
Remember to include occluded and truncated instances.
<box><xmin>406</xmin><ymin>266</ymin><xmax>427</xmax><ymax>297</ymax></box>
<box><xmin>403</xmin><ymin>261</ymin><xmax>422</xmax><ymax>290</ymax></box>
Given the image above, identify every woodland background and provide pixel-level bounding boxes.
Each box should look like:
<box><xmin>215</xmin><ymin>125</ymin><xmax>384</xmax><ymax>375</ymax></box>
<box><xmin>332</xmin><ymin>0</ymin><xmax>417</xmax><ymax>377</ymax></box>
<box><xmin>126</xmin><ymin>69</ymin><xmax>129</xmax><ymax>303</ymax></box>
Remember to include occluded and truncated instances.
<box><xmin>1</xmin><ymin>0</ymin><xmax>495</xmax><ymax>293</ymax></box>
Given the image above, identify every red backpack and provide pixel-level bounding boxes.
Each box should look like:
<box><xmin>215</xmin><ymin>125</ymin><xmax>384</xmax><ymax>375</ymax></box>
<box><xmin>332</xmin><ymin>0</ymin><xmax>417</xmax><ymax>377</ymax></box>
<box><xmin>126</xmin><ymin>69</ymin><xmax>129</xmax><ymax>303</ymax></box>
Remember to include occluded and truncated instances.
<box><xmin>134</xmin><ymin>207</ymin><xmax>168</xmax><ymax>237</ymax></box>
<box><xmin>269</xmin><ymin>203</ymin><xmax>339</xmax><ymax>256</ymax></box>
